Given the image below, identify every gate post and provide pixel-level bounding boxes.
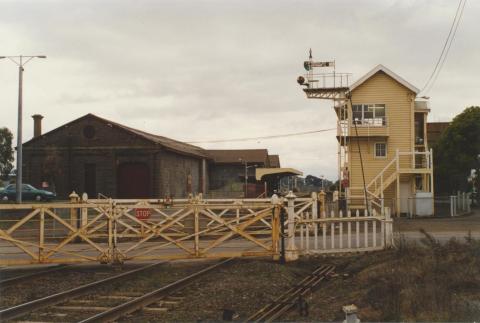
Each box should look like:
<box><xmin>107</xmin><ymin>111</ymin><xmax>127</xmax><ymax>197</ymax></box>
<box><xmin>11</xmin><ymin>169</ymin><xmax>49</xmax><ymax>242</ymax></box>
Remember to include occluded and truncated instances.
<box><xmin>285</xmin><ymin>191</ymin><xmax>298</xmax><ymax>261</ymax></box>
<box><xmin>311</xmin><ymin>192</ymin><xmax>318</xmax><ymax>250</ymax></box>
<box><xmin>69</xmin><ymin>191</ymin><xmax>79</xmax><ymax>231</ymax></box>
<box><xmin>333</xmin><ymin>190</ymin><xmax>339</xmax><ymax>215</ymax></box>
<box><xmin>271</xmin><ymin>194</ymin><xmax>281</xmax><ymax>261</ymax></box>
<box><xmin>319</xmin><ymin>190</ymin><xmax>327</xmax><ymax>234</ymax></box>
<box><xmin>384</xmin><ymin>207</ymin><xmax>393</xmax><ymax>248</ymax></box>
<box><xmin>110</xmin><ymin>199</ymin><xmax>120</xmax><ymax>264</ymax></box>
<box><xmin>318</xmin><ymin>190</ymin><xmax>326</xmax><ymax>215</ymax></box>
<box><xmin>81</xmin><ymin>193</ymin><xmax>89</xmax><ymax>229</ymax></box>
<box><xmin>194</xmin><ymin>199</ymin><xmax>200</xmax><ymax>257</ymax></box>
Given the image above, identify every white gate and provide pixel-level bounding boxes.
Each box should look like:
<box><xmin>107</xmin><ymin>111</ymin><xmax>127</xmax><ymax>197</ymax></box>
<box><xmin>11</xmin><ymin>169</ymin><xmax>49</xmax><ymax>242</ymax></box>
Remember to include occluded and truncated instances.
<box><xmin>284</xmin><ymin>191</ymin><xmax>393</xmax><ymax>259</ymax></box>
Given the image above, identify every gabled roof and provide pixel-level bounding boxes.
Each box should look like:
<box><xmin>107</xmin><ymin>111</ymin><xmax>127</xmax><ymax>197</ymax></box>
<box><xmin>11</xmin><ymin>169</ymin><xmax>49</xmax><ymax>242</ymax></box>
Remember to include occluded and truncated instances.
<box><xmin>349</xmin><ymin>64</ymin><xmax>420</xmax><ymax>94</ymax></box>
<box><xmin>93</xmin><ymin>114</ymin><xmax>209</xmax><ymax>158</ymax></box>
<box><xmin>24</xmin><ymin>113</ymin><xmax>209</xmax><ymax>159</ymax></box>
<box><xmin>206</xmin><ymin>149</ymin><xmax>269</xmax><ymax>164</ymax></box>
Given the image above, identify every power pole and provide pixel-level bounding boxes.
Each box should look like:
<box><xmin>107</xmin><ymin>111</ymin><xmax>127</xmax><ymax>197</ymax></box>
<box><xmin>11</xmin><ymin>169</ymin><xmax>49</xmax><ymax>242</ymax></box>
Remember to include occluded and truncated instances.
<box><xmin>0</xmin><ymin>55</ymin><xmax>47</xmax><ymax>203</ymax></box>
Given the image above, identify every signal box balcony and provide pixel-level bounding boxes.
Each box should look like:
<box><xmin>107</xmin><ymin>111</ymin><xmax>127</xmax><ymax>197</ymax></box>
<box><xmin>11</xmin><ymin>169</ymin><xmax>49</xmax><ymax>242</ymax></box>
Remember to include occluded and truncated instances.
<box><xmin>337</xmin><ymin>117</ymin><xmax>389</xmax><ymax>143</ymax></box>
<box><xmin>301</xmin><ymin>72</ymin><xmax>351</xmax><ymax>100</ymax></box>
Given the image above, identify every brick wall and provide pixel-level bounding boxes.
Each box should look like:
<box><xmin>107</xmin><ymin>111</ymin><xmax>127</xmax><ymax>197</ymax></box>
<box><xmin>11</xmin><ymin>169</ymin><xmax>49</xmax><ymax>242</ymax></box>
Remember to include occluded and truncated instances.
<box><xmin>23</xmin><ymin>115</ymin><xmax>206</xmax><ymax>199</ymax></box>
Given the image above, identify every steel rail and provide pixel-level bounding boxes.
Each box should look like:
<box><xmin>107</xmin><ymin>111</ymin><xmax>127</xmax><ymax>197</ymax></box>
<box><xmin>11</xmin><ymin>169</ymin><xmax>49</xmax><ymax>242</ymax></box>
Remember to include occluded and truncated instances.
<box><xmin>0</xmin><ymin>262</ymin><xmax>165</xmax><ymax>321</ymax></box>
<box><xmin>266</xmin><ymin>265</ymin><xmax>335</xmax><ymax>322</ymax></box>
<box><xmin>246</xmin><ymin>264</ymin><xmax>335</xmax><ymax>322</ymax></box>
<box><xmin>79</xmin><ymin>257</ymin><xmax>235</xmax><ymax>323</ymax></box>
<box><xmin>0</xmin><ymin>264</ymin><xmax>70</xmax><ymax>288</ymax></box>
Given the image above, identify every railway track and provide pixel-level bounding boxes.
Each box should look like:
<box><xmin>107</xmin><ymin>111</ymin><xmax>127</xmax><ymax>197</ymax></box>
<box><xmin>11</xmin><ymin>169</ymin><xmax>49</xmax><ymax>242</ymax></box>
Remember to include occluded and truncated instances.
<box><xmin>0</xmin><ymin>262</ymin><xmax>165</xmax><ymax>322</ymax></box>
<box><xmin>246</xmin><ymin>264</ymin><xmax>335</xmax><ymax>322</ymax></box>
<box><xmin>0</xmin><ymin>264</ymin><xmax>70</xmax><ymax>288</ymax></box>
<box><xmin>0</xmin><ymin>258</ymin><xmax>234</xmax><ymax>322</ymax></box>
<box><xmin>80</xmin><ymin>258</ymin><xmax>233</xmax><ymax>322</ymax></box>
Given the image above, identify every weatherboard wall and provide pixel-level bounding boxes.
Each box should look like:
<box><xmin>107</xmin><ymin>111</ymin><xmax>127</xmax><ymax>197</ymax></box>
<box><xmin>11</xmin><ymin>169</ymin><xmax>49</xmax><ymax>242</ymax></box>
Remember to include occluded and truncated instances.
<box><xmin>348</xmin><ymin>71</ymin><xmax>415</xmax><ymax>202</ymax></box>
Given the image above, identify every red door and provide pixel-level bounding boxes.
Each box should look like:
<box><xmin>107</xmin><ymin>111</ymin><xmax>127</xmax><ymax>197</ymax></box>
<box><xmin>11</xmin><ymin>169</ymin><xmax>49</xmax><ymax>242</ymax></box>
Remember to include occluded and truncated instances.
<box><xmin>117</xmin><ymin>163</ymin><xmax>150</xmax><ymax>198</ymax></box>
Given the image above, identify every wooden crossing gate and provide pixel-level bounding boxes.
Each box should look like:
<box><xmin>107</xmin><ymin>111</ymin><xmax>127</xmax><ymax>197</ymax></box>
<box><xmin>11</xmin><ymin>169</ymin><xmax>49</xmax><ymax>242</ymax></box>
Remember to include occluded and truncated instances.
<box><xmin>0</xmin><ymin>194</ymin><xmax>280</xmax><ymax>265</ymax></box>
<box><xmin>0</xmin><ymin>192</ymin><xmax>393</xmax><ymax>266</ymax></box>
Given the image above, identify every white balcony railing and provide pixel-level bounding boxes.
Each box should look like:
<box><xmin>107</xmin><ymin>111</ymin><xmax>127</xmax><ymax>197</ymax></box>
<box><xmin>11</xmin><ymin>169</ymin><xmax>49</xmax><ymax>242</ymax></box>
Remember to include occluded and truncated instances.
<box><xmin>352</xmin><ymin>116</ymin><xmax>387</xmax><ymax>127</ymax></box>
<box><xmin>304</xmin><ymin>72</ymin><xmax>352</xmax><ymax>89</ymax></box>
<box><xmin>337</xmin><ymin>117</ymin><xmax>389</xmax><ymax>137</ymax></box>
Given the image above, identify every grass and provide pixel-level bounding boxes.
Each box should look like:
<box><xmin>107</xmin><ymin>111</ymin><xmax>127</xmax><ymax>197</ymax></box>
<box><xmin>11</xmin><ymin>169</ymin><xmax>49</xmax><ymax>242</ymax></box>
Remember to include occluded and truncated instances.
<box><xmin>358</xmin><ymin>230</ymin><xmax>480</xmax><ymax>321</ymax></box>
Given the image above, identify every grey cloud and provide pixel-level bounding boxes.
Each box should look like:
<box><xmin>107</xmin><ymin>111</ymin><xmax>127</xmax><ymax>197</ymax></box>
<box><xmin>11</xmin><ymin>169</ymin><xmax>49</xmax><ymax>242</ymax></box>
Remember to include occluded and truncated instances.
<box><xmin>1</xmin><ymin>0</ymin><xmax>478</xmax><ymax>180</ymax></box>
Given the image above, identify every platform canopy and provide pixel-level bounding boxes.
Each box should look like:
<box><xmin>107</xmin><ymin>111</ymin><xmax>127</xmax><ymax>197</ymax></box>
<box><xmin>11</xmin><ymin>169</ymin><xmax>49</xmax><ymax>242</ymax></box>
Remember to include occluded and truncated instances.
<box><xmin>255</xmin><ymin>168</ymin><xmax>303</xmax><ymax>181</ymax></box>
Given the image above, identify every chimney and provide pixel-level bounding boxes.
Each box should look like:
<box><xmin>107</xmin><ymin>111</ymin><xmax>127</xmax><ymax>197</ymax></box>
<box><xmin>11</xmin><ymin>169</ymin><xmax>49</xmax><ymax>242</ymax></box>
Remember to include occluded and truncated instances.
<box><xmin>32</xmin><ymin>114</ymin><xmax>44</xmax><ymax>138</ymax></box>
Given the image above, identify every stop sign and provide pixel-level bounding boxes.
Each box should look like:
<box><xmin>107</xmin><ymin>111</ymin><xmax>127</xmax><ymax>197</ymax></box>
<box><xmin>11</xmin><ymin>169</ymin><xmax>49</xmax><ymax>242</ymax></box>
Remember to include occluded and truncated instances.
<box><xmin>135</xmin><ymin>208</ymin><xmax>151</xmax><ymax>220</ymax></box>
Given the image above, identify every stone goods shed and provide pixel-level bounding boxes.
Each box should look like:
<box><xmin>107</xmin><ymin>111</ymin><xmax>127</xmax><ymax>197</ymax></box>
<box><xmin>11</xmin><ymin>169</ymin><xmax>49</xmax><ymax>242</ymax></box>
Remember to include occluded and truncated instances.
<box><xmin>22</xmin><ymin>114</ymin><xmax>209</xmax><ymax>199</ymax></box>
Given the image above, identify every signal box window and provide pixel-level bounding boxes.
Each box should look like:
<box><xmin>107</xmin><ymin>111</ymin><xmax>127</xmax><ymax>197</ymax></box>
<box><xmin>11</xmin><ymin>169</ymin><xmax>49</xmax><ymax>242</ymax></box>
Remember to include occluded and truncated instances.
<box><xmin>375</xmin><ymin>143</ymin><xmax>387</xmax><ymax>158</ymax></box>
<box><xmin>352</xmin><ymin>104</ymin><xmax>386</xmax><ymax>126</ymax></box>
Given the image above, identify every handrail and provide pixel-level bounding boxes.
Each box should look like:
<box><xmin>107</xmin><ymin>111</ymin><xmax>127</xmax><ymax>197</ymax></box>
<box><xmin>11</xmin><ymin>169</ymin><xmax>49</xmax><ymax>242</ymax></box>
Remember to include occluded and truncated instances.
<box><xmin>397</xmin><ymin>151</ymin><xmax>430</xmax><ymax>155</ymax></box>
<box><xmin>304</xmin><ymin>72</ymin><xmax>352</xmax><ymax>89</ymax></box>
<box><xmin>397</xmin><ymin>150</ymin><xmax>432</xmax><ymax>170</ymax></box>
<box><xmin>367</xmin><ymin>156</ymin><xmax>397</xmax><ymax>189</ymax></box>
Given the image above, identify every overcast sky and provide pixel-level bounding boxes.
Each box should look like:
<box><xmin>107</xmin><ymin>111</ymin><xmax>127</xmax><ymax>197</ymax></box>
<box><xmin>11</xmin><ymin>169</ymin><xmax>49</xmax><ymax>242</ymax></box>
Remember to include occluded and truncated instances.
<box><xmin>0</xmin><ymin>0</ymin><xmax>478</xmax><ymax>180</ymax></box>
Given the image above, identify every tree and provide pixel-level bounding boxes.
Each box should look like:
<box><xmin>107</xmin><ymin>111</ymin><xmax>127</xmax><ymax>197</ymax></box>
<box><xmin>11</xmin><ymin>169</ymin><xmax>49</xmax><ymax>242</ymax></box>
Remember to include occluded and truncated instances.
<box><xmin>433</xmin><ymin>106</ymin><xmax>480</xmax><ymax>195</ymax></box>
<box><xmin>305</xmin><ymin>175</ymin><xmax>323</xmax><ymax>186</ymax></box>
<box><xmin>329</xmin><ymin>180</ymin><xmax>340</xmax><ymax>191</ymax></box>
<box><xmin>0</xmin><ymin>127</ymin><xmax>14</xmax><ymax>180</ymax></box>
<box><xmin>305</xmin><ymin>175</ymin><xmax>333</xmax><ymax>191</ymax></box>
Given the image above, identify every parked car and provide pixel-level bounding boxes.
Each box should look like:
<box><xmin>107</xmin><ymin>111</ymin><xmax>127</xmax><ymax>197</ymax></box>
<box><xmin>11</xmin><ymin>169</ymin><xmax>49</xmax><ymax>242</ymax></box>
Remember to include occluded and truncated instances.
<box><xmin>0</xmin><ymin>184</ymin><xmax>56</xmax><ymax>202</ymax></box>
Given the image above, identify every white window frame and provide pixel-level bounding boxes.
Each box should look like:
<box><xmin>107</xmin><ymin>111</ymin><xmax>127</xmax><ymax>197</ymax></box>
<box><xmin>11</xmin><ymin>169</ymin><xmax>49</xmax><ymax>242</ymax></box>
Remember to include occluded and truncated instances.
<box><xmin>352</xmin><ymin>104</ymin><xmax>386</xmax><ymax>127</ymax></box>
<box><xmin>374</xmin><ymin>142</ymin><xmax>387</xmax><ymax>159</ymax></box>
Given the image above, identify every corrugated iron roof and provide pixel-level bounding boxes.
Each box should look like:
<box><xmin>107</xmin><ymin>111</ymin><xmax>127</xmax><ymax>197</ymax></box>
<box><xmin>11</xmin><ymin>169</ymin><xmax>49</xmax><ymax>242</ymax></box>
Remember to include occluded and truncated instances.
<box><xmin>92</xmin><ymin>114</ymin><xmax>209</xmax><ymax>158</ymax></box>
<box><xmin>206</xmin><ymin>149</ymin><xmax>269</xmax><ymax>164</ymax></box>
<box><xmin>24</xmin><ymin>113</ymin><xmax>209</xmax><ymax>159</ymax></box>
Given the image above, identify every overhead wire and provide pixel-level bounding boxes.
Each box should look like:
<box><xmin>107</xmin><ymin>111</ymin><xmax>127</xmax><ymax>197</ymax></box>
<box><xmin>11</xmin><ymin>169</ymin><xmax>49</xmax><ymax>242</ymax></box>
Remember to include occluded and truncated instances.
<box><xmin>421</xmin><ymin>0</ymin><xmax>467</xmax><ymax>94</ymax></box>
<box><xmin>348</xmin><ymin>94</ymin><xmax>370</xmax><ymax>214</ymax></box>
<box><xmin>420</xmin><ymin>0</ymin><xmax>462</xmax><ymax>92</ymax></box>
<box><xmin>424</xmin><ymin>0</ymin><xmax>467</xmax><ymax>95</ymax></box>
<box><xmin>185</xmin><ymin>128</ymin><xmax>336</xmax><ymax>144</ymax></box>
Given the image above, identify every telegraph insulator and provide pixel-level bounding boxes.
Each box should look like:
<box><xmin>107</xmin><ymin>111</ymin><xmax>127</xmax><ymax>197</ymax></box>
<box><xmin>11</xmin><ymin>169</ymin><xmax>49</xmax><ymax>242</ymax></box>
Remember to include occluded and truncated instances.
<box><xmin>297</xmin><ymin>76</ymin><xmax>305</xmax><ymax>85</ymax></box>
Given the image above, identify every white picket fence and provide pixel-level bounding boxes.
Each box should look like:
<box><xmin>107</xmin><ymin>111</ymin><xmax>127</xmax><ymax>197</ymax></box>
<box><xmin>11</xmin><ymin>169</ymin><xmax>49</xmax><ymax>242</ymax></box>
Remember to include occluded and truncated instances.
<box><xmin>297</xmin><ymin>209</ymin><xmax>392</xmax><ymax>255</ymax></box>
<box><xmin>450</xmin><ymin>192</ymin><xmax>472</xmax><ymax>217</ymax></box>
<box><xmin>282</xmin><ymin>192</ymin><xmax>393</xmax><ymax>260</ymax></box>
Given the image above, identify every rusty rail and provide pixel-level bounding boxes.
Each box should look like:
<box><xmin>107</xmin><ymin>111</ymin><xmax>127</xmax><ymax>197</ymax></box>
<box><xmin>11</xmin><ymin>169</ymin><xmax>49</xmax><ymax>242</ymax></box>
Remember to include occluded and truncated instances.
<box><xmin>246</xmin><ymin>264</ymin><xmax>335</xmax><ymax>322</ymax></box>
